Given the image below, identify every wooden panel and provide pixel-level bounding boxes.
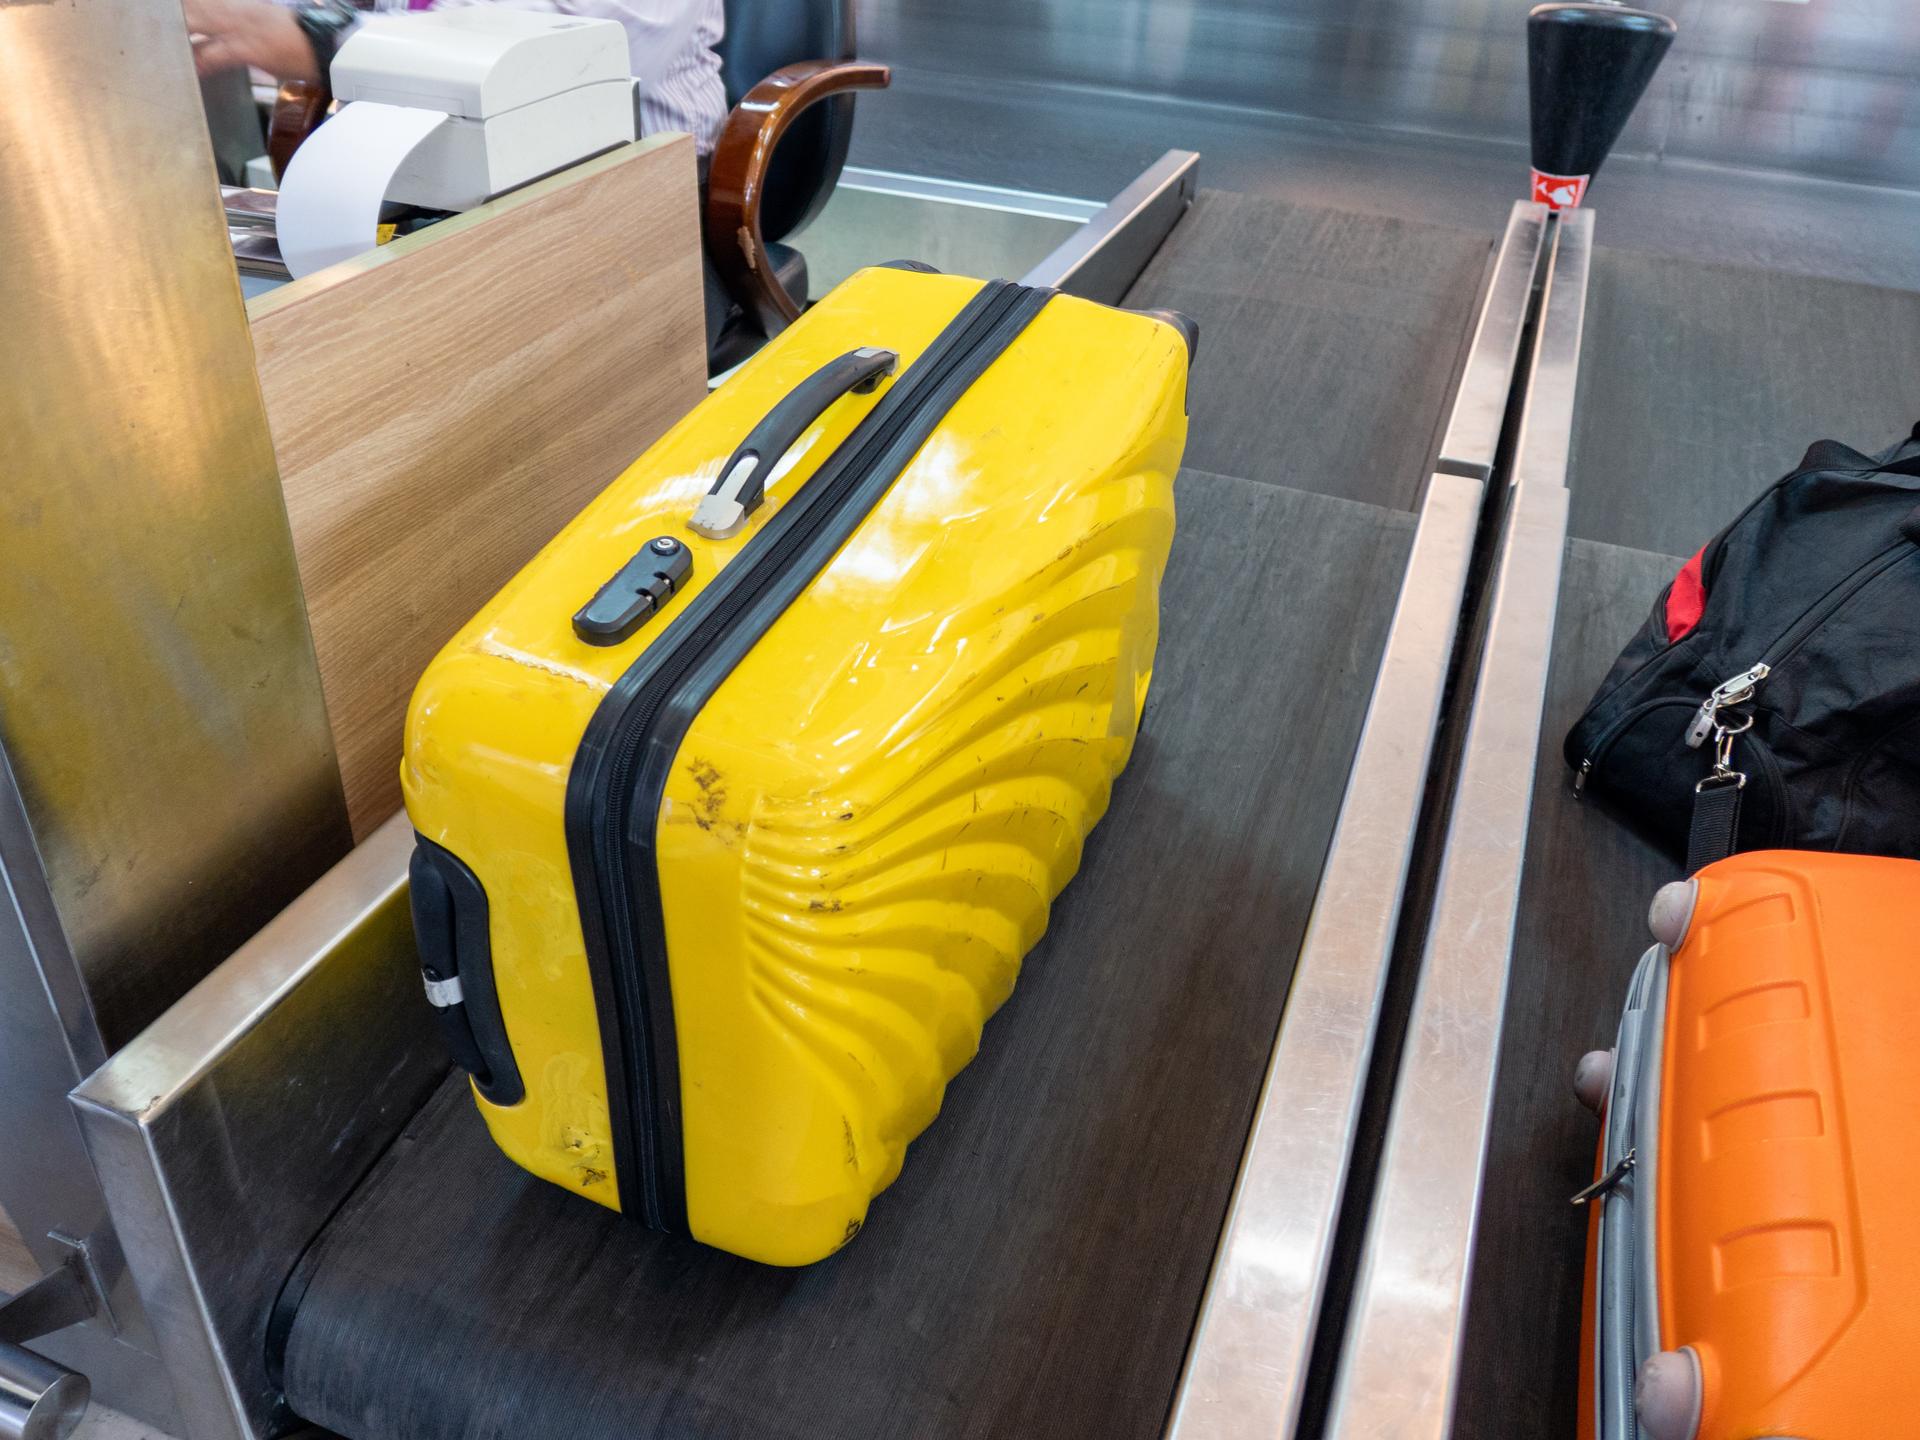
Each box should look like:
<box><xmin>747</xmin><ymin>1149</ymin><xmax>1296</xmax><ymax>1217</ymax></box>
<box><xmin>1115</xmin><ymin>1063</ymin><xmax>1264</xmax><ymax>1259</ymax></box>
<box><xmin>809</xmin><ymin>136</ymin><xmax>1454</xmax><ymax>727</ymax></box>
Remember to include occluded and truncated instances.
<box><xmin>1123</xmin><ymin>190</ymin><xmax>1490</xmax><ymax>512</ymax></box>
<box><xmin>1453</xmin><ymin>536</ymin><xmax>1687</xmax><ymax>1440</ymax></box>
<box><xmin>1568</xmin><ymin>248</ymin><xmax>1920</xmax><ymax>557</ymax></box>
<box><xmin>251</xmin><ymin>137</ymin><xmax>709</xmax><ymax>839</ymax></box>
<box><xmin>278</xmin><ymin>472</ymin><xmax>1417</xmax><ymax>1440</ymax></box>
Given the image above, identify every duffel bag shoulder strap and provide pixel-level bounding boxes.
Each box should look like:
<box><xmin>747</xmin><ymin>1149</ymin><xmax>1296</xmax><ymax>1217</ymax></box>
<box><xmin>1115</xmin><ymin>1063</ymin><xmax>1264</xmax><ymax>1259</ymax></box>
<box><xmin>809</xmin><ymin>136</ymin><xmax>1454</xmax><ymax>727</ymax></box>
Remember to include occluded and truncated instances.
<box><xmin>1688</xmin><ymin>776</ymin><xmax>1744</xmax><ymax>874</ymax></box>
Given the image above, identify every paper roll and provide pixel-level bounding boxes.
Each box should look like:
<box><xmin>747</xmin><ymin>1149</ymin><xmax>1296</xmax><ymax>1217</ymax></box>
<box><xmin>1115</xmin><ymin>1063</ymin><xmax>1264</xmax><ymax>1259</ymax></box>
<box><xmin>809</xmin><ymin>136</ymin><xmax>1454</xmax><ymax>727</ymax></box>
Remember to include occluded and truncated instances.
<box><xmin>276</xmin><ymin>101</ymin><xmax>451</xmax><ymax>279</ymax></box>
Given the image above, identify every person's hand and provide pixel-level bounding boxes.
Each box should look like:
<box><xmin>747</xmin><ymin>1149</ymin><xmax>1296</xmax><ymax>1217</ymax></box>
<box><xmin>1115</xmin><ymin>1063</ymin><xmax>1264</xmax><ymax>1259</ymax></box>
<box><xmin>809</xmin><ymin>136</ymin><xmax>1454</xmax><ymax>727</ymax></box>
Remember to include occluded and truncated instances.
<box><xmin>184</xmin><ymin>0</ymin><xmax>320</xmax><ymax>84</ymax></box>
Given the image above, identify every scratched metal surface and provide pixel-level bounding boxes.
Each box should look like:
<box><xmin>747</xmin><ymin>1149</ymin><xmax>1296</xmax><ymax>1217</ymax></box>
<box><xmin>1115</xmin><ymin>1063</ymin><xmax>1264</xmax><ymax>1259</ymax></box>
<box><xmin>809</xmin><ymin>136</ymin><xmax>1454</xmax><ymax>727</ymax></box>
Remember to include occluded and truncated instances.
<box><xmin>277</xmin><ymin>470</ymin><xmax>1418</xmax><ymax>1440</ymax></box>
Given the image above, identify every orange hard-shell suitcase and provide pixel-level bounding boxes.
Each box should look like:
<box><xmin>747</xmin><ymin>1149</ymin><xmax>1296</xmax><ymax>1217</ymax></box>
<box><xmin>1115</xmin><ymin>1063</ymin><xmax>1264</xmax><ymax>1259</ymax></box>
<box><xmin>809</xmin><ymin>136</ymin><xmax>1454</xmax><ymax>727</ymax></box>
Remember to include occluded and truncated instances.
<box><xmin>1574</xmin><ymin>851</ymin><xmax>1920</xmax><ymax>1440</ymax></box>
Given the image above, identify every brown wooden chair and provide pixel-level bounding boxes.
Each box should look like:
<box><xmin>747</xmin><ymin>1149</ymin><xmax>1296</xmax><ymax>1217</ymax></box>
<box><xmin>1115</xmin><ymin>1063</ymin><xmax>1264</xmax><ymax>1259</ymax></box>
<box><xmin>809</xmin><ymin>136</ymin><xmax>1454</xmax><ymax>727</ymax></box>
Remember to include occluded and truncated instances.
<box><xmin>265</xmin><ymin>0</ymin><xmax>888</xmax><ymax>372</ymax></box>
<box><xmin>704</xmin><ymin>0</ymin><xmax>889</xmax><ymax>365</ymax></box>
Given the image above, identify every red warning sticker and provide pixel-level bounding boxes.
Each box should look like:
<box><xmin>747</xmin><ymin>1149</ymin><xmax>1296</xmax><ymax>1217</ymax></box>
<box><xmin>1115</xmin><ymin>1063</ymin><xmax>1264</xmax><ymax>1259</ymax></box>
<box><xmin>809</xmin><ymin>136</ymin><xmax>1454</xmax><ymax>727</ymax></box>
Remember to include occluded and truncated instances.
<box><xmin>1531</xmin><ymin>168</ymin><xmax>1590</xmax><ymax>210</ymax></box>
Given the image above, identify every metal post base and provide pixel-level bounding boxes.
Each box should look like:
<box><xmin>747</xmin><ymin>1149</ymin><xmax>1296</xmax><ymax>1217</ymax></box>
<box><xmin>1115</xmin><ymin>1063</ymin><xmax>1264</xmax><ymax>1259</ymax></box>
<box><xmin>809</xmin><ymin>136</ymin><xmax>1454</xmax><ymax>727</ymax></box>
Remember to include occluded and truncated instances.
<box><xmin>0</xmin><ymin>1349</ymin><xmax>87</xmax><ymax>1440</ymax></box>
<box><xmin>0</xmin><ymin>1264</ymin><xmax>93</xmax><ymax>1440</ymax></box>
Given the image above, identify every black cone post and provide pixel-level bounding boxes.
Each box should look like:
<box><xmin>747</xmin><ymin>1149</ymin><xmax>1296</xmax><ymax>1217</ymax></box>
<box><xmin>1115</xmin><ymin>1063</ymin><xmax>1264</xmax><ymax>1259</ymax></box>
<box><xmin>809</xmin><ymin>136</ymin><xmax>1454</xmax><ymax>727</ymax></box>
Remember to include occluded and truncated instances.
<box><xmin>1527</xmin><ymin>2</ymin><xmax>1677</xmax><ymax>209</ymax></box>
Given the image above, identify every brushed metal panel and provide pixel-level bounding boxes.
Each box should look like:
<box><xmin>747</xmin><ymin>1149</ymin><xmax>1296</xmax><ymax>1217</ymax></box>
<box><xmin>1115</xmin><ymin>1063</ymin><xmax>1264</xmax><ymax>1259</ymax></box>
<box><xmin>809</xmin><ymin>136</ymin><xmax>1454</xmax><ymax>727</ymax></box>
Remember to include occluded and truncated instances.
<box><xmin>1322</xmin><ymin>211</ymin><xmax>1591</xmax><ymax>1440</ymax></box>
<box><xmin>789</xmin><ymin>171</ymin><xmax>1088</xmax><ymax>302</ymax></box>
<box><xmin>859</xmin><ymin>0</ymin><xmax>1920</xmax><ymax>192</ymax></box>
<box><xmin>0</xmin><ymin>0</ymin><xmax>351</xmax><ymax>1058</ymax></box>
<box><xmin>1437</xmin><ymin>204</ymin><xmax>1547</xmax><ymax>481</ymax></box>
<box><xmin>72</xmin><ymin>815</ymin><xmax>444</xmax><ymax>1440</ymax></box>
<box><xmin>1512</xmin><ymin>210</ymin><xmax>1594</xmax><ymax>492</ymax></box>
<box><xmin>1022</xmin><ymin>150</ymin><xmax>1200</xmax><ymax>301</ymax></box>
<box><xmin>1</xmin><ymin>2</ymin><xmax>348</xmax><ymax>1422</ymax></box>
<box><xmin>1324</xmin><ymin>479</ymin><xmax>1573</xmax><ymax>1440</ymax></box>
<box><xmin>0</xmin><ymin>752</ymin><xmax>180</xmax><ymax>1437</ymax></box>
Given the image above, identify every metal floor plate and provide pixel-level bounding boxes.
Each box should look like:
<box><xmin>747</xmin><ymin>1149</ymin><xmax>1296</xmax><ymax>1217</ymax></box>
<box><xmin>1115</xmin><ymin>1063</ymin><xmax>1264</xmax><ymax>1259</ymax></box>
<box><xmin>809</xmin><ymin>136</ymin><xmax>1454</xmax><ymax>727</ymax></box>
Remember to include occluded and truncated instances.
<box><xmin>277</xmin><ymin>471</ymin><xmax>1416</xmax><ymax>1440</ymax></box>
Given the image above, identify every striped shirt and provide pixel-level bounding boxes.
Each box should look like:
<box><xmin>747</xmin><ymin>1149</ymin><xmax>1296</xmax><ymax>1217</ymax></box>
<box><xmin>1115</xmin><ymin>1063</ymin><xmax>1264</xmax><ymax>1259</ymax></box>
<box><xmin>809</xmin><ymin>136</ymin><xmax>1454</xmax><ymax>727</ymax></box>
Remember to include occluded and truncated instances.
<box><xmin>396</xmin><ymin>0</ymin><xmax>728</xmax><ymax>154</ymax></box>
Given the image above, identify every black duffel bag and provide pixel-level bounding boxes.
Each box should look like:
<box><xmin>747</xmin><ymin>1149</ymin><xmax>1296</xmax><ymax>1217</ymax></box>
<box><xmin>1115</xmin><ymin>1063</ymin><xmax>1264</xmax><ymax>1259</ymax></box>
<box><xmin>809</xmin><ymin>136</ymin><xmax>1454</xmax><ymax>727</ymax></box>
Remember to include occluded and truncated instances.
<box><xmin>1566</xmin><ymin>426</ymin><xmax>1920</xmax><ymax>873</ymax></box>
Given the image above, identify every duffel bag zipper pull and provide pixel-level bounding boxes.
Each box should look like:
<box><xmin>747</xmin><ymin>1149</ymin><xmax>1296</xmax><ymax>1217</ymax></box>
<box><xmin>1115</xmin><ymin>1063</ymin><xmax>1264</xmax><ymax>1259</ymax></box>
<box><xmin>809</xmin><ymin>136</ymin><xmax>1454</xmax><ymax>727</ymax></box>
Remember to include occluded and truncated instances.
<box><xmin>1684</xmin><ymin>662</ymin><xmax>1771</xmax><ymax>748</ymax></box>
<box><xmin>1571</xmin><ymin>1147</ymin><xmax>1635</xmax><ymax>1206</ymax></box>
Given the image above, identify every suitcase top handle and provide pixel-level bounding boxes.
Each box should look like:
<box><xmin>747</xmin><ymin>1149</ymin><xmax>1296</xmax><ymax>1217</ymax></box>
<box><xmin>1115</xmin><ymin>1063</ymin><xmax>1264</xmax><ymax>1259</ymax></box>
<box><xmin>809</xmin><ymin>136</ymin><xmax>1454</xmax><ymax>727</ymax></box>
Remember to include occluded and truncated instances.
<box><xmin>690</xmin><ymin>346</ymin><xmax>899</xmax><ymax>540</ymax></box>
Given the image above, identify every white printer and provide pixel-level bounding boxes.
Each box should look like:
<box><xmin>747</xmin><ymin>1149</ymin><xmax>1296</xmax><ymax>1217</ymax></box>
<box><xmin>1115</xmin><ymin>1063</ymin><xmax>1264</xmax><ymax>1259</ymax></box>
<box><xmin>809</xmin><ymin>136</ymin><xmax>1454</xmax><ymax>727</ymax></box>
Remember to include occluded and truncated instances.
<box><xmin>330</xmin><ymin>9</ymin><xmax>635</xmax><ymax>212</ymax></box>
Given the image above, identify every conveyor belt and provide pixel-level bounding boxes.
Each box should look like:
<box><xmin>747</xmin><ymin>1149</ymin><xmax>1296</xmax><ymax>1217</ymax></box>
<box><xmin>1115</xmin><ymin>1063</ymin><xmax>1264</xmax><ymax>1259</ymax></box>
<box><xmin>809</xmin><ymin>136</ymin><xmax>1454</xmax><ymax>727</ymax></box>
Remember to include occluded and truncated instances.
<box><xmin>1565</xmin><ymin>248</ymin><xmax>1920</xmax><ymax>554</ymax></box>
<box><xmin>1453</xmin><ymin>240</ymin><xmax>1920</xmax><ymax>1438</ymax></box>
<box><xmin>1123</xmin><ymin>191</ymin><xmax>1490</xmax><ymax>509</ymax></box>
<box><xmin>278</xmin><ymin>470</ymin><xmax>1418</xmax><ymax>1440</ymax></box>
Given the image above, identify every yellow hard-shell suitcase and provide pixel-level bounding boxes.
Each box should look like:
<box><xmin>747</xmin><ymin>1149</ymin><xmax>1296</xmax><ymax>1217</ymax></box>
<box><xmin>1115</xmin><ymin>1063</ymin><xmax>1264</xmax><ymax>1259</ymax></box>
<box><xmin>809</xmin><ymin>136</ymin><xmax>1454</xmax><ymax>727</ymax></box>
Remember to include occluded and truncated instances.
<box><xmin>401</xmin><ymin>267</ymin><xmax>1191</xmax><ymax>1264</ymax></box>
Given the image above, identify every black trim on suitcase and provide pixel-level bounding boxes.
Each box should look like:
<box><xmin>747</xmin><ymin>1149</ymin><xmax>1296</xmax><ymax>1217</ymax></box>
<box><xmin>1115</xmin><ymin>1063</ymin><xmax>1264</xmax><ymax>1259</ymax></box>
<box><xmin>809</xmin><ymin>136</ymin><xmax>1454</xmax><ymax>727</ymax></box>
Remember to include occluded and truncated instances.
<box><xmin>564</xmin><ymin>280</ymin><xmax>1057</xmax><ymax>1232</ymax></box>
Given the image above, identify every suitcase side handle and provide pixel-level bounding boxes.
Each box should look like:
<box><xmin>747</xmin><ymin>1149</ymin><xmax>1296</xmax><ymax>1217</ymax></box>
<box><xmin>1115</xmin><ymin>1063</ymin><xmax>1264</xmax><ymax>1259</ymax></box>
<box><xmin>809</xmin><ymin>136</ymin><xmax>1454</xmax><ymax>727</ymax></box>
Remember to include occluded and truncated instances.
<box><xmin>409</xmin><ymin>836</ymin><xmax>525</xmax><ymax>1106</ymax></box>
<box><xmin>689</xmin><ymin>347</ymin><xmax>899</xmax><ymax>540</ymax></box>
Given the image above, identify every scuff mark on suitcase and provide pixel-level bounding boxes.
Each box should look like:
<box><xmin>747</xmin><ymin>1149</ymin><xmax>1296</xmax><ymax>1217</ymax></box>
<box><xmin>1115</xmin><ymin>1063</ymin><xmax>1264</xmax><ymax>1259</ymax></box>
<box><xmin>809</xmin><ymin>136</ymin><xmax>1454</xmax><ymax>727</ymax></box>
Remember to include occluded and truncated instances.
<box><xmin>684</xmin><ymin>757</ymin><xmax>740</xmax><ymax>842</ymax></box>
<box><xmin>475</xmin><ymin>638</ymin><xmax>608</xmax><ymax>691</ymax></box>
<box><xmin>688</xmin><ymin>757</ymin><xmax>724</xmax><ymax>798</ymax></box>
<box><xmin>577</xmin><ymin>1167</ymin><xmax>608</xmax><ymax>1188</ymax></box>
<box><xmin>842</xmin><ymin>1117</ymin><xmax>857</xmax><ymax>1168</ymax></box>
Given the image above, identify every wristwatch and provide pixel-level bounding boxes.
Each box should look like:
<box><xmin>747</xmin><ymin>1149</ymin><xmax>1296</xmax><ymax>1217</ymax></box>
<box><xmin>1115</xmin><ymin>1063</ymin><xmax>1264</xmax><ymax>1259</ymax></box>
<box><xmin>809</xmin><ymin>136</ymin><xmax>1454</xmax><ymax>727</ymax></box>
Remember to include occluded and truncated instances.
<box><xmin>292</xmin><ymin>0</ymin><xmax>359</xmax><ymax>76</ymax></box>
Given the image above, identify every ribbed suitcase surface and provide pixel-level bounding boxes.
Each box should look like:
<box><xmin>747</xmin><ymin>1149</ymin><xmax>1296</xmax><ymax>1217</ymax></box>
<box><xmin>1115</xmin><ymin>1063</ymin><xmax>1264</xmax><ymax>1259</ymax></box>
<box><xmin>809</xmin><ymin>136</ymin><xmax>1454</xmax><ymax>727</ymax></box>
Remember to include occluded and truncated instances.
<box><xmin>1578</xmin><ymin>851</ymin><xmax>1920</xmax><ymax>1439</ymax></box>
<box><xmin>402</xmin><ymin>267</ymin><xmax>1190</xmax><ymax>1263</ymax></box>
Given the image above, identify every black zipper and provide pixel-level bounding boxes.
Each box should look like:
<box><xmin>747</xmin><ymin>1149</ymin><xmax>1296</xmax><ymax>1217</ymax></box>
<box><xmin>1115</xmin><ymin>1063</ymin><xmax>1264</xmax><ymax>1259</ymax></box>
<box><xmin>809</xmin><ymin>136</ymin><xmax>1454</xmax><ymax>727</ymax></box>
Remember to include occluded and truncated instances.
<box><xmin>1673</xmin><ymin>540</ymin><xmax>1918</xmax><ymax>751</ymax></box>
<box><xmin>1757</xmin><ymin>539</ymin><xmax>1915</xmax><ymax>673</ymax></box>
<box><xmin>1590</xmin><ymin>499</ymin><xmax>1915</xmax><ymax>729</ymax></box>
<box><xmin>1575</xmin><ymin>698</ymin><xmax>1697</xmax><ymax>795</ymax></box>
<box><xmin>1578</xmin><ymin>542</ymin><xmax>1919</xmax><ymax>793</ymax></box>
<box><xmin>1575</xmin><ymin>595</ymin><xmax>1690</xmax><ymax>732</ymax></box>
<box><xmin>563</xmin><ymin>280</ymin><xmax>1054</xmax><ymax>1228</ymax></box>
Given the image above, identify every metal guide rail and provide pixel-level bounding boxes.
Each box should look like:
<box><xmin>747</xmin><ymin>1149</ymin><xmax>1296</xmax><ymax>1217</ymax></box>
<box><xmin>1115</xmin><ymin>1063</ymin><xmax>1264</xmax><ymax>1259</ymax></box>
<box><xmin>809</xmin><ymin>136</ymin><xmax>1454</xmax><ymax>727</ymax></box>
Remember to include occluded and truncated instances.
<box><xmin>1166</xmin><ymin>202</ymin><xmax>1549</xmax><ymax>1440</ymax></box>
<box><xmin>1322</xmin><ymin>209</ymin><xmax>1594</xmax><ymax>1440</ymax></box>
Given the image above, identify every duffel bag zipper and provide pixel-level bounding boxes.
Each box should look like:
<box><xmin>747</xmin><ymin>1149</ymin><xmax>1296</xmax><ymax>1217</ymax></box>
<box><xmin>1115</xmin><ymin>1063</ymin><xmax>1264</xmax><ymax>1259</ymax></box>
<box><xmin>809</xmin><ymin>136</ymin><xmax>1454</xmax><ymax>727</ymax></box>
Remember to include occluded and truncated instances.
<box><xmin>1583</xmin><ymin>455</ymin><xmax>1917</xmax><ymax>751</ymax></box>
<box><xmin>1578</xmin><ymin>540</ymin><xmax>1917</xmax><ymax>795</ymax></box>
<box><xmin>1577</xmin><ymin>699</ymin><xmax>1789</xmax><ymax>848</ymax></box>
<box><xmin>563</xmin><ymin>279</ymin><xmax>1055</xmax><ymax>1231</ymax></box>
<box><xmin>1574</xmin><ymin>698</ymin><xmax>1699</xmax><ymax>795</ymax></box>
<box><xmin>1577</xmin><ymin>581</ymin><xmax>1691</xmax><ymax>723</ymax></box>
<box><xmin>1680</xmin><ymin>538</ymin><xmax>1918</xmax><ymax>750</ymax></box>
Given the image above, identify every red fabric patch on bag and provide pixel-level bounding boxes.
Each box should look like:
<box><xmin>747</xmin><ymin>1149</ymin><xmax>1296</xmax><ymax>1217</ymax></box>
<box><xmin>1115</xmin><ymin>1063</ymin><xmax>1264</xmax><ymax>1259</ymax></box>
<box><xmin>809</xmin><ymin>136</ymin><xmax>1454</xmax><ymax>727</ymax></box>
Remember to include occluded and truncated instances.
<box><xmin>1666</xmin><ymin>547</ymin><xmax>1707</xmax><ymax>642</ymax></box>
